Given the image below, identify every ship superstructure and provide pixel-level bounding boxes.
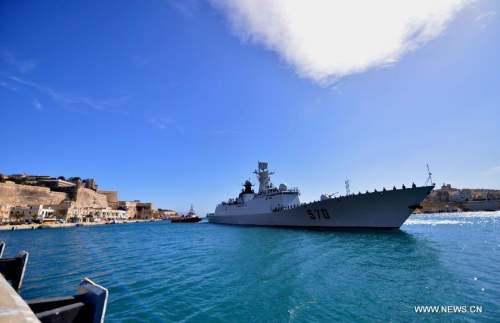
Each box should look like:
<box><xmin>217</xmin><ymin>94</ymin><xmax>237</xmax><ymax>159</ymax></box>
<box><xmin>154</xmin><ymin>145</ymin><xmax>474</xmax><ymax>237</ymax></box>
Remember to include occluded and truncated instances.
<box><xmin>215</xmin><ymin>162</ymin><xmax>301</xmax><ymax>216</ymax></box>
<box><xmin>207</xmin><ymin>162</ymin><xmax>434</xmax><ymax>229</ymax></box>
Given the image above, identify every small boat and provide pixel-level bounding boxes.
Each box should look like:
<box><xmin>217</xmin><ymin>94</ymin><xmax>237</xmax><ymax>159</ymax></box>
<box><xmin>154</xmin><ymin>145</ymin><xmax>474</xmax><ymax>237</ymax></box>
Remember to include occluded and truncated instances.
<box><xmin>171</xmin><ymin>205</ymin><xmax>202</xmax><ymax>223</ymax></box>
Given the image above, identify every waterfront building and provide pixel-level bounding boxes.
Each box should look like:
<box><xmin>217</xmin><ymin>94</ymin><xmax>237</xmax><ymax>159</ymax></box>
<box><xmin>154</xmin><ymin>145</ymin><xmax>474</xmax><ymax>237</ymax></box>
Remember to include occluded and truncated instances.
<box><xmin>110</xmin><ymin>209</ymin><xmax>127</xmax><ymax>220</ymax></box>
<box><xmin>460</xmin><ymin>189</ymin><xmax>472</xmax><ymax>201</ymax></box>
<box><xmin>139</xmin><ymin>209</ymin><xmax>155</xmax><ymax>220</ymax></box>
<box><xmin>449</xmin><ymin>191</ymin><xmax>465</xmax><ymax>202</ymax></box>
<box><xmin>157</xmin><ymin>209</ymin><xmax>176</xmax><ymax>218</ymax></box>
<box><xmin>9</xmin><ymin>205</ymin><xmax>54</xmax><ymax>221</ymax></box>
<box><xmin>118</xmin><ymin>201</ymin><xmax>138</xmax><ymax>219</ymax></box>
<box><xmin>488</xmin><ymin>191</ymin><xmax>500</xmax><ymax>200</ymax></box>
<box><xmin>136</xmin><ymin>202</ymin><xmax>156</xmax><ymax>219</ymax></box>
<box><xmin>0</xmin><ymin>205</ymin><xmax>12</xmax><ymax>222</ymax></box>
<box><xmin>1</xmin><ymin>173</ymin><xmax>166</xmax><ymax>221</ymax></box>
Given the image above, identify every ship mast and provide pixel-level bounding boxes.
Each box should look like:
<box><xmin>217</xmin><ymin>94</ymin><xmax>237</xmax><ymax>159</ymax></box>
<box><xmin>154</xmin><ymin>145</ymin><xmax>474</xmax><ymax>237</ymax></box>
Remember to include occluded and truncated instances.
<box><xmin>253</xmin><ymin>161</ymin><xmax>274</xmax><ymax>194</ymax></box>
<box><xmin>424</xmin><ymin>164</ymin><xmax>434</xmax><ymax>186</ymax></box>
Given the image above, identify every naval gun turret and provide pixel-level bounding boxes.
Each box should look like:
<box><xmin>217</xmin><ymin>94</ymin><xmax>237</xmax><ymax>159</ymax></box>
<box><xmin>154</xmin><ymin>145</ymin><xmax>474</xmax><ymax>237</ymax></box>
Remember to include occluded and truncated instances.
<box><xmin>239</xmin><ymin>180</ymin><xmax>255</xmax><ymax>198</ymax></box>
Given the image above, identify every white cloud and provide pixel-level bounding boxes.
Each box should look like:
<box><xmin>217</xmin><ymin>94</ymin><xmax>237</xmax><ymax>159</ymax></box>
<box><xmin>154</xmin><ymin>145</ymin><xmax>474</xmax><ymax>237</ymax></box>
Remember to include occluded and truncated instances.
<box><xmin>211</xmin><ymin>0</ymin><xmax>474</xmax><ymax>85</ymax></box>
<box><xmin>475</xmin><ymin>10</ymin><xmax>496</xmax><ymax>30</ymax></box>
<box><xmin>5</xmin><ymin>75</ymin><xmax>130</xmax><ymax>113</ymax></box>
<box><xmin>203</xmin><ymin>129</ymin><xmax>237</xmax><ymax>135</ymax></box>
<box><xmin>168</xmin><ymin>0</ymin><xmax>200</xmax><ymax>17</ymax></box>
<box><xmin>475</xmin><ymin>10</ymin><xmax>496</xmax><ymax>21</ymax></box>
<box><xmin>480</xmin><ymin>166</ymin><xmax>500</xmax><ymax>175</ymax></box>
<box><xmin>33</xmin><ymin>98</ymin><xmax>43</xmax><ymax>111</ymax></box>
<box><xmin>149</xmin><ymin>117</ymin><xmax>184</xmax><ymax>134</ymax></box>
<box><xmin>8</xmin><ymin>75</ymin><xmax>73</xmax><ymax>104</ymax></box>
<box><xmin>1</xmin><ymin>50</ymin><xmax>39</xmax><ymax>72</ymax></box>
<box><xmin>0</xmin><ymin>81</ymin><xmax>17</xmax><ymax>91</ymax></box>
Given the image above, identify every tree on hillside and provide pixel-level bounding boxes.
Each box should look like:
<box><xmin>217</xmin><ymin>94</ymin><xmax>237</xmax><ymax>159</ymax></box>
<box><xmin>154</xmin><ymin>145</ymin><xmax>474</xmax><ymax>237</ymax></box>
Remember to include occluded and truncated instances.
<box><xmin>58</xmin><ymin>176</ymin><xmax>66</xmax><ymax>180</ymax></box>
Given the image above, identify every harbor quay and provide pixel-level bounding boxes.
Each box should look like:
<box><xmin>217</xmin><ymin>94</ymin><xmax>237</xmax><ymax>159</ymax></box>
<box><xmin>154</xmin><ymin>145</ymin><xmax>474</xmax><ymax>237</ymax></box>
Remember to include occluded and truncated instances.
<box><xmin>0</xmin><ymin>219</ymin><xmax>160</xmax><ymax>231</ymax></box>
<box><xmin>417</xmin><ymin>183</ymin><xmax>500</xmax><ymax>213</ymax></box>
<box><xmin>0</xmin><ymin>173</ymin><xmax>177</xmax><ymax>225</ymax></box>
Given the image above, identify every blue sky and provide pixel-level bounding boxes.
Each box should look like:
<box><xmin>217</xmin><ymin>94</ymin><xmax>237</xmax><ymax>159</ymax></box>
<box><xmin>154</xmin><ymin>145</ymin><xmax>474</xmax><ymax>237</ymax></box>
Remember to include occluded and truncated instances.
<box><xmin>1</xmin><ymin>0</ymin><xmax>499</xmax><ymax>214</ymax></box>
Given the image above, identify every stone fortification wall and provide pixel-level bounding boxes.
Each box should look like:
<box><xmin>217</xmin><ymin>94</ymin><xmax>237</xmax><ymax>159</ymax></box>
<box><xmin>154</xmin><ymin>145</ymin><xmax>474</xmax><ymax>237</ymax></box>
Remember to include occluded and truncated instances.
<box><xmin>0</xmin><ymin>182</ymin><xmax>67</xmax><ymax>206</ymax></box>
<box><xmin>464</xmin><ymin>201</ymin><xmax>499</xmax><ymax>211</ymax></box>
<box><xmin>76</xmin><ymin>188</ymin><xmax>108</xmax><ymax>208</ymax></box>
<box><xmin>420</xmin><ymin>201</ymin><xmax>499</xmax><ymax>213</ymax></box>
<box><xmin>51</xmin><ymin>185</ymin><xmax>79</xmax><ymax>199</ymax></box>
<box><xmin>97</xmin><ymin>190</ymin><xmax>119</xmax><ymax>209</ymax></box>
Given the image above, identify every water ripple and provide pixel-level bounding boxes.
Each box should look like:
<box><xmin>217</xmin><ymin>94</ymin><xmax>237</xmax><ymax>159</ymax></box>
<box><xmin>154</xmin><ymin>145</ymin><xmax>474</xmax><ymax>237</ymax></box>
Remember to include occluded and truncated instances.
<box><xmin>1</xmin><ymin>217</ymin><xmax>499</xmax><ymax>321</ymax></box>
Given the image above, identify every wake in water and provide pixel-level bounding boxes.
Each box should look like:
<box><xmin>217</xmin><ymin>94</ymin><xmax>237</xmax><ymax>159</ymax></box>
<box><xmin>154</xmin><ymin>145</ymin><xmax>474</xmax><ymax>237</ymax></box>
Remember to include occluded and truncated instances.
<box><xmin>405</xmin><ymin>211</ymin><xmax>500</xmax><ymax>226</ymax></box>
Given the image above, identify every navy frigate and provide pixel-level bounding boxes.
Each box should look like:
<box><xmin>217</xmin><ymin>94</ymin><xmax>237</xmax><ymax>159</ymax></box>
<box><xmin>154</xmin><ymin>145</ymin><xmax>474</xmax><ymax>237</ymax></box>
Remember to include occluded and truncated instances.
<box><xmin>207</xmin><ymin>162</ymin><xmax>434</xmax><ymax>229</ymax></box>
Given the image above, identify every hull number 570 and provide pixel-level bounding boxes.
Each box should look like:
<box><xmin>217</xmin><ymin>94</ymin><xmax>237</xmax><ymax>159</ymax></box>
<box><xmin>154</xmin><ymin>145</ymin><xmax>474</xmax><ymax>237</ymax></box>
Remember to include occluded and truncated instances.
<box><xmin>307</xmin><ymin>209</ymin><xmax>330</xmax><ymax>219</ymax></box>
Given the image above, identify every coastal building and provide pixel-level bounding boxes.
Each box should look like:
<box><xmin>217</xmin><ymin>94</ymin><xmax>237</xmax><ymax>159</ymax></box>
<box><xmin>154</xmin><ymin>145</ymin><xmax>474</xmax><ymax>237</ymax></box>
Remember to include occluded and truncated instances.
<box><xmin>472</xmin><ymin>190</ymin><xmax>489</xmax><ymax>201</ymax></box>
<box><xmin>100</xmin><ymin>208</ymin><xmax>126</xmax><ymax>220</ymax></box>
<box><xmin>488</xmin><ymin>191</ymin><xmax>500</xmax><ymax>200</ymax></box>
<box><xmin>1</xmin><ymin>172</ymin><xmax>169</xmax><ymax>222</ymax></box>
<box><xmin>110</xmin><ymin>209</ymin><xmax>127</xmax><ymax>220</ymax></box>
<box><xmin>10</xmin><ymin>205</ymin><xmax>54</xmax><ymax>221</ymax></box>
<box><xmin>136</xmin><ymin>202</ymin><xmax>156</xmax><ymax>219</ymax></box>
<box><xmin>47</xmin><ymin>203</ymin><xmax>126</xmax><ymax>222</ymax></box>
<box><xmin>157</xmin><ymin>209</ymin><xmax>176</xmax><ymax>218</ymax></box>
<box><xmin>460</xmin><ymin>189</ymin><xmax>472</xmax><ymax>201</ymax></box>
<box><xmin>426</xmin><ymin>184</ymin><xmax>500</xmax><ymax>203</ymax></box>
<box><xmin>118</xmin><ymin>201</ymin><xmax>138</xmax><ymax>219</ymax></box>
<box><xmin>449</xmin><ymin>191</ymin><xmax>461</xmax><ymax>202</ymax></box>
<box><xmin>0</xmin><ymin>205</ymin><xmax>12</xmax><ymax>222</ymax></box>
<box><xmin>139</xmin><ymin>209</ymin><xmax>155</xmax><ymax>219</ymax></box>
<box><xmin>420</xmin><ymin>183</ymin><xmax>500</xmax><ymax>213</ymax></box>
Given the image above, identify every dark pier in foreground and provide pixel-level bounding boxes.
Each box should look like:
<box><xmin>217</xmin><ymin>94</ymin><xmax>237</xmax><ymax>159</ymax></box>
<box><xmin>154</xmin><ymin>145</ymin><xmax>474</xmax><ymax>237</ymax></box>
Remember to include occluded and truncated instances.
<box><xmin>0</xmin><ymin>241</ymin><xmax>108</xmax><ymax>322</ymax></box>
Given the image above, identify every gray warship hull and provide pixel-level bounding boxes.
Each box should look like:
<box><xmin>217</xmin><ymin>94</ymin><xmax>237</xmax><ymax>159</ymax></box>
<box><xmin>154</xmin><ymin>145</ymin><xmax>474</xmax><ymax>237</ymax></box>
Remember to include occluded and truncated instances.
<box><xmin>208</xmin><ymin>186</ymin><xmax>433</xmax><ymax>229</ymax></box>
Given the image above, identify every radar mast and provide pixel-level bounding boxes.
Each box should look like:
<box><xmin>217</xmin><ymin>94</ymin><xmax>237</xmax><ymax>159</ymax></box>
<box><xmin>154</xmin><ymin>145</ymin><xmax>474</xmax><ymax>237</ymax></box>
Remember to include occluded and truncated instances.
<box><xmin>253</xmin><ymin>161</ymin><xmax>274</xmax><ymax>194</ymax></box>
<box><xmin>424</xmin><ymin>164</ymin><xmax>434</xmax><ymax>186</ymax></box>
<box><xmin>345</xmin><ymin>178</ymin><xmax>350</xmax><ymax>196</ymax></box>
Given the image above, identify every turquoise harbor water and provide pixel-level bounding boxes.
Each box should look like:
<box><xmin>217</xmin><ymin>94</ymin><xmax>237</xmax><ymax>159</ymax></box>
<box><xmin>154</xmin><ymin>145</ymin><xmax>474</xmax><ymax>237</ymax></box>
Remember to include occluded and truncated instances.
<box><xmin>1</xmin><ymin>212</ymin><xmax>499</xmax><ymax>322</ymax></box>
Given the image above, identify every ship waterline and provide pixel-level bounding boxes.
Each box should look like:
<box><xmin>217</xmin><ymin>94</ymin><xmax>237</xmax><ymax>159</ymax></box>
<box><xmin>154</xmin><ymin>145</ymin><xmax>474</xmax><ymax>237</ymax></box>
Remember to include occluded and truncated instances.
<box><xmin>208</xmin><ymin>162</ymin><xmax>434</xmax><ymax>229</ymax></box>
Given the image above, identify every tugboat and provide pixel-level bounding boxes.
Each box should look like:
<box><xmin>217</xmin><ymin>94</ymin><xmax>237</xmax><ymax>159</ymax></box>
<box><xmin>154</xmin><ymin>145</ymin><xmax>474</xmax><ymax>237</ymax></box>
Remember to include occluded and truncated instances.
<box><xmin>171</xmin><ymin>205</ymin><xmax>202</xmax><ymax>223</ymax></box>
